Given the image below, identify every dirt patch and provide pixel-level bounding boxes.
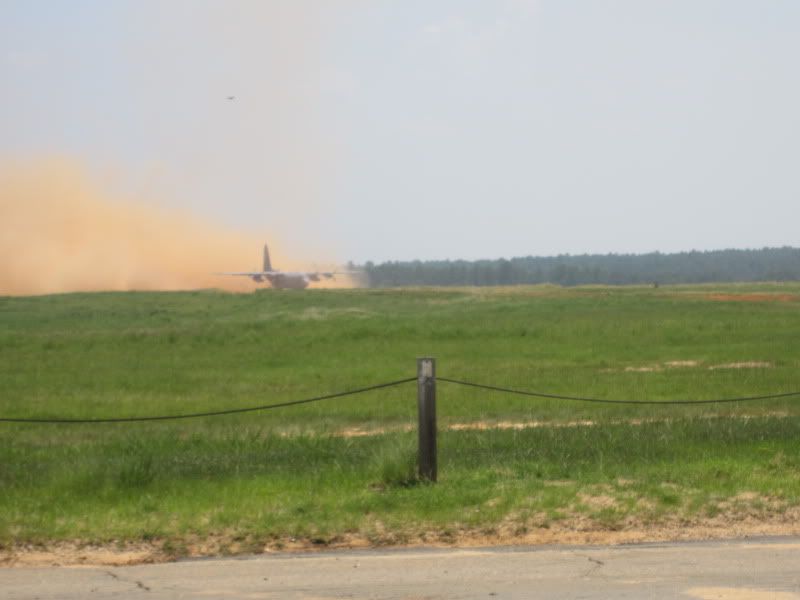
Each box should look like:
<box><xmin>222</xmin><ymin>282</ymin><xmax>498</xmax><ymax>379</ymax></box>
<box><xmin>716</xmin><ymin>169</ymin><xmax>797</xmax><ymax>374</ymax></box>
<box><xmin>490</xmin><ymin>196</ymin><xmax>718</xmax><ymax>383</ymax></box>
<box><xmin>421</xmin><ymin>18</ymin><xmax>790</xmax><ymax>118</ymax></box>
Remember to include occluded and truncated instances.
<box><xmin>603</xmin><ymin>360</ymin><xmax>702</xmax><ymax>373</ymax></box>
<box><xmin>602</xmin><ymin>360</ymin><xmax>702</xmax><ymax>373</ymax></box>
<box><xmin>733</xmin><ymin>491</ymin><xmax>760</xmax><ymax>502</ymax></box>
<box><xmin>0</xmin><ymin>543</ymin><xmax>166</xmax><ymax>568</ymax></box>
<box><xmin>705</xmin><ymin>293</ymin><xmax>798</xmax><ymax>303</ymax></box>
<box><xmin>708</xmin><ymin>362</ymin><xmax>772</xmax><ymax>370</ymax></box>
<box><xmin>333</xmin><ymin>413</ymin><xmax>796</xmax><ymax>439</ymax></box>
<box><xmin>336</xmin><ymin>424</ymin><xmax>413</xmax><ymax>437</ymax></box>
<box><xmin>577</xmin><ymin>494</ymin><xmax>618</xmax><ymax>511</ymax></box>
<box><xmin>335</xmin><ymin>419</ymin><xmax>601</xmax><ymax>438</ymax></box>
<box><xmin>589</xmin><ymin>359</ymin><xmax>774</xmax><ymax>374</ymax></box>
<box><xmin>448</xmin><ymin>419</ymin><xmax>597</xmax><ymax>432</ymax></box>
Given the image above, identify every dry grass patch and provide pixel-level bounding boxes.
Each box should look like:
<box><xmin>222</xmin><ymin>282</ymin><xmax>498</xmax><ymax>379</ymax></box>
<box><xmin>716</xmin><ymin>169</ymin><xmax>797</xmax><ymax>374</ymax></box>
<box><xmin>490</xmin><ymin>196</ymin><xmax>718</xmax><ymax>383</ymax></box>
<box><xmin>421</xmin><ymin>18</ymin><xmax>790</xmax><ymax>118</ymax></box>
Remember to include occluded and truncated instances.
<box><xmin>665</xmin><ymin>360</ymin><xmax>700</xmax><ymax>368</ymax></box>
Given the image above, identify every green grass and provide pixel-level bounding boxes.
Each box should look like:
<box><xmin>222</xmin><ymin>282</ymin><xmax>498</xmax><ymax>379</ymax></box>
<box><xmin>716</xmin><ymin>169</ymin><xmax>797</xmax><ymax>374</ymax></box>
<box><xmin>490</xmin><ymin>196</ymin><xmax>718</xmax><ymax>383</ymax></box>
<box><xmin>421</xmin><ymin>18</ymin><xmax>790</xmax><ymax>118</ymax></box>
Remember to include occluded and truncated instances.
<box><xmin>1</xmin><ymin>284</ymin><xmax>800</xmax><ymax>552</ymax></box>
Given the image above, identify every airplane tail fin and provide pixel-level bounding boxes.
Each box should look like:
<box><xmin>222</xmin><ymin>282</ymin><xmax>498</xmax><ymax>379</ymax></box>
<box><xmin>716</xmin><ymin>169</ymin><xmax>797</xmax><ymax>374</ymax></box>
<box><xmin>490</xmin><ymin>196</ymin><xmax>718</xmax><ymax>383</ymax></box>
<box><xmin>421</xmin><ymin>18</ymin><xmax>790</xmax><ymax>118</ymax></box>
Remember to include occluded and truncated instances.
<box><xmin>263</xmin><ymin>244</ymin><xmax>272</xmax><ymax>272</ymax></box>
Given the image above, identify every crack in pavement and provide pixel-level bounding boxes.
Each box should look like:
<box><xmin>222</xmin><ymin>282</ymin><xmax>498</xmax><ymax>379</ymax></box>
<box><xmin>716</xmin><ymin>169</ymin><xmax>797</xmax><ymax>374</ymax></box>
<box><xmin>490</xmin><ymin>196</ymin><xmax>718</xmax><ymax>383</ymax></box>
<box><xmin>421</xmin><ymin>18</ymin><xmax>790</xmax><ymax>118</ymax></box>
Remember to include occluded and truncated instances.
<box><xmin>573</xmin><ymin>553</ymin><xmax>605</xmax><ymax>578</ymax></box>
<box><xmin>104</xmin><ymin>569</ymin><xmax>151</xmax><ymax>592</ymax></box>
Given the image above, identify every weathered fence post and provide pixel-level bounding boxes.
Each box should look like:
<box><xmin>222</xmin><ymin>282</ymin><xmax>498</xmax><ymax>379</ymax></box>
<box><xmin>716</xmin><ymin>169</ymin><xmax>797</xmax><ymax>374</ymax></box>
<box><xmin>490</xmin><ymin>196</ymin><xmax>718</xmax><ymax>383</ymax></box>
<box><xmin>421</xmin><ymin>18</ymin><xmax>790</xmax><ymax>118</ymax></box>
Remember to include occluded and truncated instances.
<box><xmin>417</xmin><ymin>357</ymin><xmax>437</xmax><ymax>482</ymax></box>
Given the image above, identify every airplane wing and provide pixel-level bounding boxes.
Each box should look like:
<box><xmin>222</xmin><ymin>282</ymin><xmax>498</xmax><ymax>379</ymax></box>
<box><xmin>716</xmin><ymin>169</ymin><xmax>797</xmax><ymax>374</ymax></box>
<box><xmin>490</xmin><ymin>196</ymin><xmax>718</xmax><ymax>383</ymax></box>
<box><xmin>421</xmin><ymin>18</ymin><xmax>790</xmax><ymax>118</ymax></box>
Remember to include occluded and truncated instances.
<box><xmin>218</xmin><ymin>270</ymin><xmax>359</xmax><ymax>278</ymax></box>
<box><xmin>310</xmin><ymin>270</ymin><xmax>361</xmax><ymax>279</ymax></box>
<box><xmin>216</xmin><ymin>271</ymin><xmax>279</xmax><ymax>276</ymax></box>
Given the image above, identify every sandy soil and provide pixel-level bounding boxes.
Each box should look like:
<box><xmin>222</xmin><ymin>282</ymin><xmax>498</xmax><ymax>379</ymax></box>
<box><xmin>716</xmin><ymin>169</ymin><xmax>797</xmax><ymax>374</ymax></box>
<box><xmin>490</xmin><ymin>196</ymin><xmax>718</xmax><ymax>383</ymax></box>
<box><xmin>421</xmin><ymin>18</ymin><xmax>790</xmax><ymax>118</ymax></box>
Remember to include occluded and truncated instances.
<box><xmin>335</xmin><ymin>412</ymin><xmax>794</xmax><ymax>439</ymax></box>
<box><xmin>709</xmin><ymin>361</ymin><xmax>773</xmax><ymax>370</ymax></box>
<box><xmin>608</xmin><ymin>360</ymin><xmax>774</xmax><ymax>373</ymax></box>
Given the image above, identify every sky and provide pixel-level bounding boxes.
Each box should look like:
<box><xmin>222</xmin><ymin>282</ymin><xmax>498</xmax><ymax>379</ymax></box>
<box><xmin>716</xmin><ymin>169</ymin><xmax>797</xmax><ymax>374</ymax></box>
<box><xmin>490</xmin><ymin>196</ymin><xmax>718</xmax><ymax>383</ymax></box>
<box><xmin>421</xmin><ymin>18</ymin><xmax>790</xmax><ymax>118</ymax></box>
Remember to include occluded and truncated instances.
<box><xmin>2</xmin><ymin>0</ymin><xmax>799</xmax><ymax>265</ymax></box>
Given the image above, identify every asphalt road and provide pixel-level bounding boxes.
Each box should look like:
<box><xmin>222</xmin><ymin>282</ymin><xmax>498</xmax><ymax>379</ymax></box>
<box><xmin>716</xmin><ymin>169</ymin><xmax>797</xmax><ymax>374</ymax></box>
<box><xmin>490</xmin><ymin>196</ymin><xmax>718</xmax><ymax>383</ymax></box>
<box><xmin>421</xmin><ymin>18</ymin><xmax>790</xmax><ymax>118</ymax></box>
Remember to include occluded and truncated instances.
<box><xmin>3</xmin><ymin>537</ymin><xmax>800</xmax><ymax>599</ymax></box>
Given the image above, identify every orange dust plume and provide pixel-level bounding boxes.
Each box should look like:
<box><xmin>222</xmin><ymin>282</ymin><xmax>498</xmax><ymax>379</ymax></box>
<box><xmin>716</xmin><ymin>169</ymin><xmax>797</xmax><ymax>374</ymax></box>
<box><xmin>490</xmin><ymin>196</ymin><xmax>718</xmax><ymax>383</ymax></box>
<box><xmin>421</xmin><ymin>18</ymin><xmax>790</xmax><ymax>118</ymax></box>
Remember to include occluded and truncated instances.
<box><xmin>0</xmin><ymin>160</ymin><xmax>353</xmax><ymax>296</ymax></box>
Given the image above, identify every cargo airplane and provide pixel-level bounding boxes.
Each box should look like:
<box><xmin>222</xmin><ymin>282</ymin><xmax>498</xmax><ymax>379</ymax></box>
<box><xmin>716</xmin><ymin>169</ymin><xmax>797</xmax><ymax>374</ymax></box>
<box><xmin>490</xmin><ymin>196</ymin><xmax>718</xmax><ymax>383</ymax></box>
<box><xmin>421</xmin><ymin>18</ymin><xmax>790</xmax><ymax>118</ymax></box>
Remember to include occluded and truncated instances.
<box><xmin>219</xmin><ymin>244</ymin><xmax>349</xmax><ymax>289</ymax></box>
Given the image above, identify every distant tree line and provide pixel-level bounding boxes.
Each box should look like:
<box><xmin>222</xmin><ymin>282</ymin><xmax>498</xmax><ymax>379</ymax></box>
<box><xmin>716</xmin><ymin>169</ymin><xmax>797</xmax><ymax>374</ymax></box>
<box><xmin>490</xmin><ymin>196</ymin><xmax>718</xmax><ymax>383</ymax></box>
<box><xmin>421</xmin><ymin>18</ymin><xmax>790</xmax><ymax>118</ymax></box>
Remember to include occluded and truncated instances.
<box><xmin>359</xmin><ymin>247</ymin><xmax>800</xmax><ymax>287</ymax></box>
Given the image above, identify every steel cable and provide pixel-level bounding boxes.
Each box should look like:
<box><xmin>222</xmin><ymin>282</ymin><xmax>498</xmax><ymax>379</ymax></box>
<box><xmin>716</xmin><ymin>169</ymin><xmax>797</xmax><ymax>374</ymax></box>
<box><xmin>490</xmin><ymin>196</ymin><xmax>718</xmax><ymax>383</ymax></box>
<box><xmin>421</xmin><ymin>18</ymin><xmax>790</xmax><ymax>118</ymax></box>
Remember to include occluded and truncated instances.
<box><xmin>0</xmin><ymin>378</ymin><xmax>417</xmax><ymax>424</ymax></box>
<box><xmin>437</xmin><ymin>377</ymin><xmax>800</xmax><ymax>405</ymax></box>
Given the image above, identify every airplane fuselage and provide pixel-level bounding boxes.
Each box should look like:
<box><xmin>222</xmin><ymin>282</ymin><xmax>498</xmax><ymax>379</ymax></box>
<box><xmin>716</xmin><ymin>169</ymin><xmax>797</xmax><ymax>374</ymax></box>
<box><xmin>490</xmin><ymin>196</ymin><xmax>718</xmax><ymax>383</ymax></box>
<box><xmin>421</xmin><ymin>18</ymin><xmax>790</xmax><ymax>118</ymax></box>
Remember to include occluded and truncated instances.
<box><xmin>256</xmin><ymin>272</ymin><xmax>310</xmax><ymax>289</ymax></box>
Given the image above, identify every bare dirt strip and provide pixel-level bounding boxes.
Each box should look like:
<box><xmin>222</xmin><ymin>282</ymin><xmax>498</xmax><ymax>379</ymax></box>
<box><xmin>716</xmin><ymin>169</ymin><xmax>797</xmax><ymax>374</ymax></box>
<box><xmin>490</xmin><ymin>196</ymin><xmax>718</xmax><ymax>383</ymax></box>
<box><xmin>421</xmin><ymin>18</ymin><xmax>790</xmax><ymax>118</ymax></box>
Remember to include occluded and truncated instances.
<box><xmin>335</xmin><ymin>411</ymin><xmax>793</xmax><ymax>438</ymax></box>
<box><xmin>4</xmin><ymin>506</ymin><xmax>800</xmax><ymax>568</ymax></box>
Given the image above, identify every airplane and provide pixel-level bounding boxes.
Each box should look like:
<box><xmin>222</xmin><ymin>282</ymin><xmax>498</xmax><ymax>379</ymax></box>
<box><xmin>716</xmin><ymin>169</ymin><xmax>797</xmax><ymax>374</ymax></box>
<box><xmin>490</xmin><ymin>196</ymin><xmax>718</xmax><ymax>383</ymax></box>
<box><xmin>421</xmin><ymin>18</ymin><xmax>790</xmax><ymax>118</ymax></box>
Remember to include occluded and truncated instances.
<box><xmin>218</xmin><ymin>244</ymin><xmax>349</xmax><ymax>289</ymax></box>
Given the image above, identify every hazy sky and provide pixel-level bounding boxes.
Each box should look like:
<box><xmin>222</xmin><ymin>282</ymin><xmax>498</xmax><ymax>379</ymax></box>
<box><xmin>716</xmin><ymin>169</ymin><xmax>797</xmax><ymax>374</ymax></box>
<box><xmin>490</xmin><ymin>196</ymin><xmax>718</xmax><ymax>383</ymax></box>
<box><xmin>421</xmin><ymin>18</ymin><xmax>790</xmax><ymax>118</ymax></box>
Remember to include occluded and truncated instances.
<box><xmin>2</xmin><ymin>0</ymin><xmax>799</xmax><ymax>263</ymax></box>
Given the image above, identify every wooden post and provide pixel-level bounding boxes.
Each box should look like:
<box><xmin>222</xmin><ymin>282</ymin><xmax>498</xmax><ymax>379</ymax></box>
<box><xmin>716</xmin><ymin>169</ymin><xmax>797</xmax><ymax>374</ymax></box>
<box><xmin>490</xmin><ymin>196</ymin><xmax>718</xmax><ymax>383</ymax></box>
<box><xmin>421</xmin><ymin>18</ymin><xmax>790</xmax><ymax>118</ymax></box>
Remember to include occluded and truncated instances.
<box><xmin>417</xmin><ymin>357</ymin><xmax>437</xmax><ymax>482</ymax></box>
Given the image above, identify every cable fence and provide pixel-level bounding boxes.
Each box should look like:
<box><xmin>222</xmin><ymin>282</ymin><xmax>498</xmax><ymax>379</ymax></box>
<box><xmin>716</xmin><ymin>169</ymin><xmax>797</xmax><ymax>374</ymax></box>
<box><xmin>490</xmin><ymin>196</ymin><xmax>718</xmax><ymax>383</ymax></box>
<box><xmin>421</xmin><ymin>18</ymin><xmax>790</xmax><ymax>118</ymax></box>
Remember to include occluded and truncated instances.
<box><xmin>3</xmin><ymin>358</ymin><xmax>798</xmax><ymax>482</ymax></box>
<box><xmin>4</xmin><ymin>375</ymin><xmax>798</xmax><ymax>425</ymax></box>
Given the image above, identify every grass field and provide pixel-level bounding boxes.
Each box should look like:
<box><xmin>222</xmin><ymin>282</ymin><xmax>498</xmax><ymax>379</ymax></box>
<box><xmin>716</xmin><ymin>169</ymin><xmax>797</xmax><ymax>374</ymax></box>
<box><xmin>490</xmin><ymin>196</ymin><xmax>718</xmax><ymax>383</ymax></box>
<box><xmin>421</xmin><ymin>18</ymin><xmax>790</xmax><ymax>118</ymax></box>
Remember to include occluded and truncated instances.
<box><xmin>1</xmin><ymin>284</ymin><xmax>800</xmax><ymax>559</ymax></box>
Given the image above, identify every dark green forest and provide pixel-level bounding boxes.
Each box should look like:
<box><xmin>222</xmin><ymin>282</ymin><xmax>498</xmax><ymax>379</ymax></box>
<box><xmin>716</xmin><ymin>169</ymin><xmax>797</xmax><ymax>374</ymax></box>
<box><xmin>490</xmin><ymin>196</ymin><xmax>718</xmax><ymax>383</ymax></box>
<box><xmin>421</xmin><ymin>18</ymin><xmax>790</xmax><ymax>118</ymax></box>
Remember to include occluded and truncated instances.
<box><xmin>360</xmin><ymin>247</ymin><xmax>800</xmax><ymax>287</ymax></box>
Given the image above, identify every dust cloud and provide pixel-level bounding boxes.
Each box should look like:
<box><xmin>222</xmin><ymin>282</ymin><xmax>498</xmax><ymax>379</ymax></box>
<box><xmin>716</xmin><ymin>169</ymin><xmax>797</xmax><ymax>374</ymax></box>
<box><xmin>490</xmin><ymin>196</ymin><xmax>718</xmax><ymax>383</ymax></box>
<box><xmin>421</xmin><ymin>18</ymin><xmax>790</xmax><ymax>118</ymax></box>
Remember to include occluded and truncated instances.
<box><xmin>0</xmin><ymin>160</ymin><xmax>353</xmax><ymax>296</ymax></box>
